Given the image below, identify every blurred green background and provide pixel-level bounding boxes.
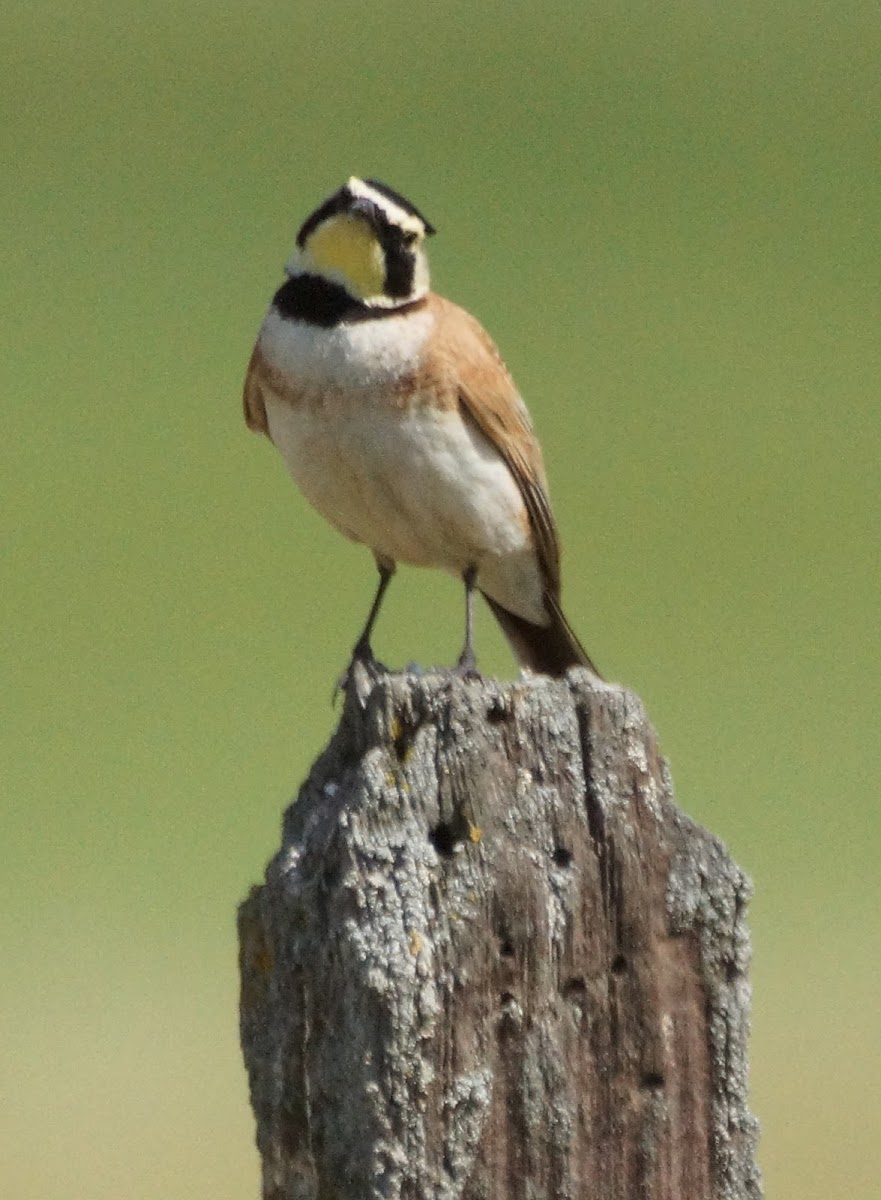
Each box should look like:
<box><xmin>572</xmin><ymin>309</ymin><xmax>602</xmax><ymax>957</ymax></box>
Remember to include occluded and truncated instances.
<box><xmin>3</xmin><ymin>1</ymin><xmax>879</xmax><ymax>1195</ymax></box>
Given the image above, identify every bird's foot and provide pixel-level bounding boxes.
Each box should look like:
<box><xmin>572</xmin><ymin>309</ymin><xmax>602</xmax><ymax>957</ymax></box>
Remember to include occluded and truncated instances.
<box><xmin>409</xmin><ymin>650</ymin><xmax>481</xmax><ymax>683</ymax></box>
<box><xmin>448</xmin><ymin>649</ymin><xmax>481</xmax><ymax>681</ymax></box>
<box><xmin>333</xmin><ymin>643</ymin><xmax>389</xmax><ymax>705</ymax></box>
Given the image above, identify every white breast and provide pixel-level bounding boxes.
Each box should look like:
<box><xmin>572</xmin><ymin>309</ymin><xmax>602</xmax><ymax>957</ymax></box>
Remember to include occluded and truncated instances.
<box><xmin>259</xmin><ymin>305</ymin><xmax>435</xmax><ymax>391</ymax></box>
<box><xmin>259</xmin><ymin>310</ymin><xmax>548</xmax><ymax>626</ymax></box>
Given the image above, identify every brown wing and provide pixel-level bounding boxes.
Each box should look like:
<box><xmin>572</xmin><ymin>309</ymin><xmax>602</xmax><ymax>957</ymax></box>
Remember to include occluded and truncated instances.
<box><xmin>242</xmin><ymin>343</ymin><xmax>270</xmax><ymax>436</ymax></box>
<box><xmin>430</xmin><ymin>296</ymin><xmax>562</xmax><ymax>596</ymax></box>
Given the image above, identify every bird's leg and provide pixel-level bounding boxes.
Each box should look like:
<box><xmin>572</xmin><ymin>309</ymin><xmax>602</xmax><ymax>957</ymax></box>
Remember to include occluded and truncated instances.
<box><xmin>454</xmin><ymin>565</ymin><xmax>480</xmax><ymax>676</ymax></box>
<box><xmin>344</xmin><ymin>559</ymin><xmax>395</xmax><ymax>678</ymax></box>
<box><xmin>334</xmin><ymin>561</ymin><xmax>395</xmax><ymax>702</ymax></box>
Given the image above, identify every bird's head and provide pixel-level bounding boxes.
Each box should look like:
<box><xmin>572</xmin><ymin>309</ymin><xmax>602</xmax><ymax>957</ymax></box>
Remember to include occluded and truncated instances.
<box><xmin>287</xmin><ymin>177</ymin><xmax>435</xmax><ymax>309</ymax></box>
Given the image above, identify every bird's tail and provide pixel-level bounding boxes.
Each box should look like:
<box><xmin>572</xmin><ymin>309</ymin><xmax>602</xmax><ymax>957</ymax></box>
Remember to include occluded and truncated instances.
<box><xmin>481</xmin><ymin>590</ymin><xmax>602</xmax><ymax>679</ymax></box>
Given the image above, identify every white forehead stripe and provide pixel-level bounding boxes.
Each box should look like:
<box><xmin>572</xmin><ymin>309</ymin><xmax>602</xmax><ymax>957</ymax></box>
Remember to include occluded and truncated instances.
<box><xmin>347</xmin><ymin>177</ymin><xmax>426</xmax><ymax>236</ymax></box>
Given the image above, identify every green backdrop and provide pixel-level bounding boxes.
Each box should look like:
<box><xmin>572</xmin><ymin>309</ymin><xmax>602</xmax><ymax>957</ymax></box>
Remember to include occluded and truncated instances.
<box><xmin>3</xmin><ymin>2</ymin><xmax>879</xmax><ymax>1196</ymax></box>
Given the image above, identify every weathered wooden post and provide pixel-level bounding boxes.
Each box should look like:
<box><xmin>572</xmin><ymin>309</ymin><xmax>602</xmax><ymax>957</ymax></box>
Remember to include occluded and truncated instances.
<box><xmin>238</xmin><ymin>669</ymin><xmax>762</xmax><ymax>1199</ymax></box>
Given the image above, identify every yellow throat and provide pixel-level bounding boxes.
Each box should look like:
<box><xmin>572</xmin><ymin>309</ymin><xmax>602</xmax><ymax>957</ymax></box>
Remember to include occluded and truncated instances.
<box><xmin>303</xmin><ymin>214</ymin><xmax>386</xmax><ymax>302</ymax></box>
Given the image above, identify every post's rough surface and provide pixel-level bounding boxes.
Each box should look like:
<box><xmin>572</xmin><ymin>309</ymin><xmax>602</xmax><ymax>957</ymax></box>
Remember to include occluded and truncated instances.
<box><xmin>239</xmin><ymin>670</ymin><xmax>762</xmax><ymax>1200</ymax></box>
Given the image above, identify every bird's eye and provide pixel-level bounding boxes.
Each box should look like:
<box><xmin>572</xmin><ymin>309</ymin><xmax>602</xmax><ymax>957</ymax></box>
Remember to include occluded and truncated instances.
<box><xmin>403</xmin><ymin>230</ymin><xmax>418</xmax><ymax>247</ymax></box>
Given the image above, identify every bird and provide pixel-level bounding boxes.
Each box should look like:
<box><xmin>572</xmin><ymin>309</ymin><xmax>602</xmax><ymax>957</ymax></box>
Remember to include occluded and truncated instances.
<box><xmin>243</xmin><ymin>176</ymin><xmax>600</xmax><ymax>680</ymax></box>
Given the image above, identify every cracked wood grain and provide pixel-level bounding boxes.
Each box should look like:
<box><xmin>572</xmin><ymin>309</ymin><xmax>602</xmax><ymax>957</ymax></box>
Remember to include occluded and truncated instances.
<box><xmin>238</xmin><ymin>669</ymin><xmax>762</xmax><ymax>1200</ymax></box>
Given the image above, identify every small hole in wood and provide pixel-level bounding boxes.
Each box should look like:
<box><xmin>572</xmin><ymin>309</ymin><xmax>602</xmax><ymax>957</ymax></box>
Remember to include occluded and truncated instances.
<box><xmin>552</xmin><ymin>846</ymin><xmax>573</xmax><ymax>868</ymax></box>
<box><xmin>641</xmin><ymin>1072</ymin><xmax>665</xmax><ymax>1091</ymax></box>
<box><xmin>429</xmin><ymin>821</ymin><xmax>457</xmax><ymax>856</ymax></box>
<box><xmin>429</xmin><ymin>811</ymin><xmax>472</xmax><ymax>857</ymax></box>
<box><xmin>726</xmin><ymin>959</ymin><xmax>739</xmax><ymax>983</ymax></box>
<box><xmin>611</xmin><ymin>954</ymin><xmax>627</xmax><ymax>975</ymax></box>
<box><xmin>499</xmin><ymin>937</ymin><xmax>515</xmax><ymax>958</ymax></box>
<box><xmin>500</xmin><ymin>991</ymin><xmax>516</xmax><ymax>1005</ymax></box>
<box><xmin>562</xmin><ymin>976</ymin><xmax>587</xmax><ymax>1000</ymax></box>
<box><xmin>486</xmin><ymin>698</ymin><xmax>508</xmax><ymax>723</ymax></box>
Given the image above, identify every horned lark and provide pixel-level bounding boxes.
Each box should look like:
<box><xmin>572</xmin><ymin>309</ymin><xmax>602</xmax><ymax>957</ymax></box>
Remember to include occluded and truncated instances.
<box><xmin>244</xmin><ymin>177</ymin><xmax>600</xmax><ymax>679</ymax></box>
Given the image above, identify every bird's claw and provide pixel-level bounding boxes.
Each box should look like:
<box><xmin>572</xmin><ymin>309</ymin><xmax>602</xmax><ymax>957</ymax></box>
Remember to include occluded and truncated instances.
<box><xmin>451</xmin><ymin>646</ymin><xmax>480</xmax><ymax>680</ymax></box>
<box><xmin>332</xmin><ymin>645</ymin><xmax>388</xmax><ymax>705</ymax></box>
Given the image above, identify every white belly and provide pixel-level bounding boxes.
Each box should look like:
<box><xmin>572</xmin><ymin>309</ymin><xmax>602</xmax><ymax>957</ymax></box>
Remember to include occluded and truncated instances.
<box><xmin>264</xmin><ymin>390</ymin><xmax>547</xmax><ymax>625</ymax></box>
